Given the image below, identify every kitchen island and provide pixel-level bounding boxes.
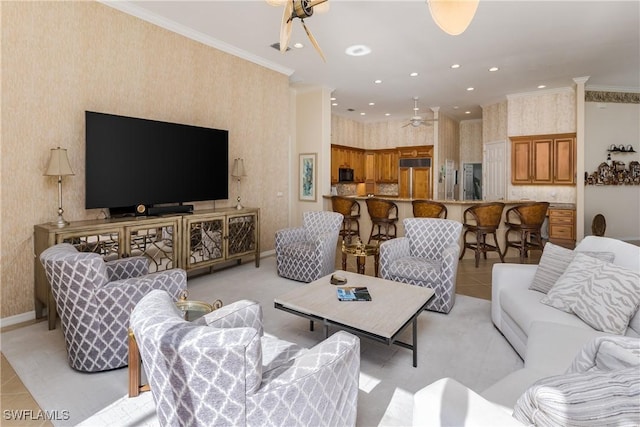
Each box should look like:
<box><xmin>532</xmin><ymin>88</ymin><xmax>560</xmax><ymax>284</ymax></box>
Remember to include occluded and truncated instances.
<box><xmin>323</xmin><ymin>196</ymin><xmax>575</xmax><ymax>259</ymax></box>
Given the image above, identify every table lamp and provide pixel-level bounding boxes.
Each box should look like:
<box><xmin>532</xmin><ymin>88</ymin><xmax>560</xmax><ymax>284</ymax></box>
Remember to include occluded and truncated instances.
<box><xmin>44</xmin><ymin>147</ymin><xmax>74</xmax><ymax>227</ymax></box>
<box><xmin>231</xmin><ymin>158</ymin><xmax>247</xmax><ymax>210</ymax></box>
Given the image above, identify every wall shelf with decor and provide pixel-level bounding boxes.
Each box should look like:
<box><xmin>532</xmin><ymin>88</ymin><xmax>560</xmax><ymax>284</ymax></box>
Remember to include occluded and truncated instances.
<box><xmin>585</xmin><ymin>160</ymin><xmax>640</xmax><ymax>185</ymax></box>
<box><xmin>606</xmin><ymin>144</ymin><xmax>635</xmax><ymax>153</ymax></box>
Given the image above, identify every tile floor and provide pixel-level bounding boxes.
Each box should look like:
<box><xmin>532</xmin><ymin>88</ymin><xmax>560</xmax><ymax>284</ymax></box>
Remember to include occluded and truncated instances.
<box><xmin>0</xmin><ymin>250</ymin><xmax>539</xmax><ymax>426</ymax></box>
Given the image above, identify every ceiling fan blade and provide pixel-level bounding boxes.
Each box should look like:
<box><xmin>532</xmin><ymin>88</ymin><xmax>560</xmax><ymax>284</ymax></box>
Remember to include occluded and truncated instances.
<box><xmin>401</xmin><ymin>122</ymin><xmax>411</xmax><ymax>128</ymax></box>
<box><xmin>301</xmin><ymin>19</ymin><xmax>326</xmax><ymax>62</ymax></box>
<box><xmin>280</xmin><ymin>1</ymin><xmax>293</xmax><ymax>53</ymax></box>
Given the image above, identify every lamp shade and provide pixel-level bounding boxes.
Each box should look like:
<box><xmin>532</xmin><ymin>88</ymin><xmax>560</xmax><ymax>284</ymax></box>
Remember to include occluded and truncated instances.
<box><xmin>44</xmin><ymin>147</ymin><xmax>74</xmax><ymax>176</ymax></box>
<box><xmin>428</xmin><ymin>0</ymin><xmax>479</xmax><ymax>36</ymax></box>
<box><xmin>231</xmin><ymin>158</ymin><xmax>247</xmax><ymax>178</ymax></box>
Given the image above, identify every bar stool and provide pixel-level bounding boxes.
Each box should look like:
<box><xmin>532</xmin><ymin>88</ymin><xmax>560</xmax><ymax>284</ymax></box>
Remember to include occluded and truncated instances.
<box><xmin>412</xmin><ymin>200</ymin><xmax>448</xmax><ymax>219</ymax></box>
<box><xmin>331</xmin><ymin>196</ymin><xmax>361</xmax><ymax>242</ymax></box>
<box><xmin>365</xmin><ymin>198</ymin><xmax>398</xmax><ymax>243</ymax></box>
<box><xmin>459</xmin><ymin>202</ymin><xmax>505</xmax><ymax>267</ymax></box>
<box><xmin>504</xmin><ymin>202</ymin><xmax>549</xmax><ymax>263</ymax></box>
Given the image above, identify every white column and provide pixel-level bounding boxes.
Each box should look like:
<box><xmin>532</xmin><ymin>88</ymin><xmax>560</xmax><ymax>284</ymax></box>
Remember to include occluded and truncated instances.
<box><xmin>573</xmin><ymin>76</ymin><xmax>589</xmax><ymax>242</ymax></box>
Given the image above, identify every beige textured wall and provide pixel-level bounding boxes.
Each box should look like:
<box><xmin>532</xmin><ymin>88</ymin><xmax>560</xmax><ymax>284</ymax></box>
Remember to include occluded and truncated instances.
<box><xmin>331</xmin><ymin>115</ymin><xmax>364</xmax><ymax>148</ymax></box>
<box><xmin>1</xmin><ymin>1</ymin><xmax>290</xmax><ymax>318</ymax></box>
<box><xmin>482</xmin><ymin>100</ymin><xmax>508</xmax><ymax>143</ymax></box>
<box><xmin>507</xmin><ymin>87</ymin><xmax>576</xmax><ymax>136</ymax></box>
<box><xmin>435</xmin><ymin>114</ymin><xmax>460</xmax><ymax>199</ymax></box>
<box><xmin>364</xmin><ymin>118</ymin><xmax>435</xmax><ymax>150</ymax></box>
<box><xmin>459</xmin><ymin>119</ymin><xmax>483</xmax><ymax>164</ymax></box>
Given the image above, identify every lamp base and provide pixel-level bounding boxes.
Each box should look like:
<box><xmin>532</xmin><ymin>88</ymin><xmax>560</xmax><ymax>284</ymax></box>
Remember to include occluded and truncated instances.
<box><xmin>54</xmin><ymin>215</ymin><xmax>69</xmax><ymax>228</ymax></box>
<box><xmin>236</xmin><ymin>196</ymin><xmax>243</xmax><ymax>210</ymax></box>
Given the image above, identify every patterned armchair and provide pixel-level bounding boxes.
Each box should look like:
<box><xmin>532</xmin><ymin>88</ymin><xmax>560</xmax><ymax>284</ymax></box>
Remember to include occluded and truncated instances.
<box><xmin>275</xmin><ymin>211</ymin><xmax>343</xmax><ymax>282</ymax></box>
<box><xmin>39</xmin><ymin>243</ymin><xmax>186</xmax><ymax>372</ymax></box>
<box><xmin>130</xmin><ymin>290</ymin><xmax>361</xmax><ymax>427</ymax></box>
<box><xmin>379</xmin><ymin>218</ymin><xmax>462</xmax><ymax>313</ymax></box>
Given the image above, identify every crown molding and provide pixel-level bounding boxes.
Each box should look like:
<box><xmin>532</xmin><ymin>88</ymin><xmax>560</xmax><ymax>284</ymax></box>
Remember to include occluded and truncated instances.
<box><xmin>586</xmin><ymin>85</ymin><xmax>640</xmax><ymax>94</ymax></box>
<box><xmin>98</xmin><ymin>1</ymin><xmax>295</xmax><ymax>77</ymax></box>
<box><xmin>506</xmin><ymin>86</ymin><xmax>574</xmax><ymax>101</ymax></box>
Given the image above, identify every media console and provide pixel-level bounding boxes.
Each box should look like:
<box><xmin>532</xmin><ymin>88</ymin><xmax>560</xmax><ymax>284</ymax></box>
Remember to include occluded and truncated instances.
<box><xmin>34</xmin><ymin>207</ymin><xmax>259</xmax><ymax>330</ymax></box>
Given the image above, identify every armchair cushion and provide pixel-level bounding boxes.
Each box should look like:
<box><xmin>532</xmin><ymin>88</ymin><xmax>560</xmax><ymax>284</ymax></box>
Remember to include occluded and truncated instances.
<box><xmin>387</xmin><ymin>256</ymin><xmax>442</xmax><ymax>284</ymax></box>
<box><xmin>105</xmin><ymin>256</ymin><xmax>149</xmax><ymax>281</ymax></box>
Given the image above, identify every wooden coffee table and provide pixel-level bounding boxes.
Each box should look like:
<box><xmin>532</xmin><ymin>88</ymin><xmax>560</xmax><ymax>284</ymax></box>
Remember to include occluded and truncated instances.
<box><xmin>274</xmin><ymin>270</ymin><xmax>435</xmax><ymax>367</ymax></box>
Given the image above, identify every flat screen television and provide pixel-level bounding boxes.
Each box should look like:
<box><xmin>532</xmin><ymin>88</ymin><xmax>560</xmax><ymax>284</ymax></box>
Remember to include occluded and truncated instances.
<box><xmin>85</xmin><ymin>111</ymin><xmax>228</xmax><ymax>214</ymax></box>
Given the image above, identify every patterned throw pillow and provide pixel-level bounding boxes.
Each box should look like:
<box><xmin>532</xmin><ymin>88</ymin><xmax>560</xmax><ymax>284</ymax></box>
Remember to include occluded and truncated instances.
<box><xmin>529</xmin><ymin>243</ymin><xmax>615</xmax><ymax>294</ymax></box>
<box><xmin>513</xmin><ymin>367</ymin><xmax>640</xmax><ymax>426</ymax></box>
<box><xmin>541</xmin><ymin>253</ymin><xmax>640</xmax><ymax>334</ymax></box>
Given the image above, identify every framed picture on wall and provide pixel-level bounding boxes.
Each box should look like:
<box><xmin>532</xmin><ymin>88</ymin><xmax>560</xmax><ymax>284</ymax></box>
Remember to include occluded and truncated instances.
<box><xmin>299</xmin><ymin>153</ymin><xmax>317</xmax><ymax>201</ymax></box>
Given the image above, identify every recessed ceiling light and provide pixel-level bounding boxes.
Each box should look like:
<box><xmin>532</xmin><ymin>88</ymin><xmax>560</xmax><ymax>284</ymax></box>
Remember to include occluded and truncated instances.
<box><xmin>345</xmin><ymin>44</ymin><xmax>371</xmax><ymax>57</ymax></box>
<box><xmin>410</xmin><ymin>72</ymin><xmax>419</xmax><ymax>77</ymax></box>
<box><xmin>467</xmin><ymin>87</ymin><xmax>474</xmax><ymax>91</ymax></box>
<box><xmin>360</xmin><ymin>112</ymin><xmax>366</xmax><ymax>116</ymax></box>
<box><xmin>453</xmin><ymin>106</ymin><xmax>459</xmax><ymax>110</ymax></box>
<box><xmin>369</xmin><ymin>102</ymin><xmax>375</xmax><ymax>106</ymax></box>
<box><xmin>330</xmin><ymin>97</ymin><xmax>336</xmax><ymax>101</ymax></box>
<box><xmin>293</xmin><ymin>42</ymin><xmax>304</xmax><ymax>49</ymax></box>
<box><xmin>465</xmin><ymin>111</ymin><xmax>471</xmax><ymax>114</ymax></box>
<box><xmin>332</xmin><ymin>103</ymin><xmax>338</xmax><ymax>106</ymax></box>
<box><xmin>488</xmin><ymin>66</ymin><xmax>499</xmax><ymax>72</ymax></box>
<box><xmin>374</xmin><ymin>79</ymin><xmax>383</xmax><ymax>84</ymax></box>
<box><xmin>451</xmin><ymin>64</ymin><xmax>461</xmax><ymax>69</ymax></box>
<box><xmin>385</xmin><ymin>113</ymin><xmax>391</xmax><ymax>116</ymax></box>
<box><xmin>538</xmin><ymin>84</ymin><xmax>546</xmax><ymax>89</ymax></box>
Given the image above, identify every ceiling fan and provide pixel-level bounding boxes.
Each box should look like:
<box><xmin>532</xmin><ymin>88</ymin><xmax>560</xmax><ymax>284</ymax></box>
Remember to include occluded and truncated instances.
<box><xmin>266</xmin><ymin>0</ymin><xmax>328</xmax><ymax>62</ymax></box>
<box><xmin>402</xmin><ymin>97</ymin><xmax>437</xmax><ymax>128</ymax></box>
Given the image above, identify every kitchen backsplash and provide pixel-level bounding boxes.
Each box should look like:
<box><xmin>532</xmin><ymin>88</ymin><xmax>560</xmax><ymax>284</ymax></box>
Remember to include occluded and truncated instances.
<box><xmin>376</xmin><ymin>183</ymin><xmax>399</xmax><ymax>196</ymax></box>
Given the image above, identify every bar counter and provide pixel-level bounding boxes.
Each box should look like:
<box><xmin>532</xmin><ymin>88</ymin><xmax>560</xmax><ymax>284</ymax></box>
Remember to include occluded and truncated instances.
<box><xmin>323</xmin><ymin>195</ymin><xmax>575</xmax><ymax>259</ymax></box>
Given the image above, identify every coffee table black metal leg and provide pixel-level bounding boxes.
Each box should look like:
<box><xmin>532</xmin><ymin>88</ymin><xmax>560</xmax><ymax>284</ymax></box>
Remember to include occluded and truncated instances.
<box><xmin>324</xmin><ymin>323</ymin><xmax>329</xmax><ymax>338</ymax></box>
<box><xmin>310</xmin><ymin>320</ymin><xmax>314</xmax><ymax>331</ymax></box>
<box><xmin>413</xmin><ymin>318</ymin><xmax>418</xmax><ymax>367</ymax></box>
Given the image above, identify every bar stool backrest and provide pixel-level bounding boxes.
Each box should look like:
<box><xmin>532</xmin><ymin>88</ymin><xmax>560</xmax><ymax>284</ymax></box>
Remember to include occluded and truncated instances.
<box><xmin>366</xmin><ymin>198</ymin><xmax>398</xmax><ymax>220</ymax></box>
<box><xmin>331</xmin><ymin>196</ymin><xmax>360</xmax><ymax>217</ymax></box>
<box><xmin>506</xmin><ymin>202</ymin><xmax>549</xmax><ymax>228</ymax></box>
<box><xmin>464</xmin><ymin>202</ymin><xmax>505</xmax><ymax>229</ymax></box>
<box><xmin>412</xmin><ymin>200</ymin><xmax>447</xmax><ymax>219</ymax></box>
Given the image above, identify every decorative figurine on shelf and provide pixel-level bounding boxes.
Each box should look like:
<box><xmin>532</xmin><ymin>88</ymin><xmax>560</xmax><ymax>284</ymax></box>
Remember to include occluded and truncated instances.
<box><xmin>606</xmin><ymin>153</ymin><xmax>612</xmax><ymax>167</ymax></box>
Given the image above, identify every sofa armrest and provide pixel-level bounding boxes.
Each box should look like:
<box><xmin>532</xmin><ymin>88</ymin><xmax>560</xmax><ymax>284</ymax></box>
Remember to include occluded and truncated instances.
<box><xmin>197</xmin><ymin>299</ymin><xmax>264</xmax><ymax>336</ymax></box>
<box><xmin>105</xmin><ymin>256</ymin><xmax>149</xmax><ymax>280</ymax></box>
<box><xmin>252</xmin><ymin>331</ymin><xmax>360</xmax><ymax>426</ymax></box>
<box><xmin>491</xmin><ymin>263</ymin><xmax>538</xmax><ymax>327</ymax></box>
<box><xmin>414</xmin><ymin>378</ymin><xmax>522</xmax><ymax>426</ymax></box>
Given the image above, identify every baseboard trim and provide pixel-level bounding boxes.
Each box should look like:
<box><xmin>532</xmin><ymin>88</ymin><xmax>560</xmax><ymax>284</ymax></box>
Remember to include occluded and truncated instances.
<box><xmin>1</xmin><ymin>311</ymin><xmax>36</xmax><ymax>329</ymax></box>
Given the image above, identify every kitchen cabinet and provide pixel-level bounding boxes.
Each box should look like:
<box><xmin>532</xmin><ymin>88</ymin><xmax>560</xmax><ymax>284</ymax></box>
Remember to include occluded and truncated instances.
<box><xmin>375</xmin><ymin>149</ymin><xmax>398</xmax><ymax>183</ymax></box>
<box><xmin>510</xmin><ymin>134</ymin><xmax>575</xmax><ymax>185</ymax></box>
<box><xmin>548</xmin><ymin>208</ymin><xmax>575</xmax><ymax>248</ymax></box>
<box><xmin>331</xmin><ymin>144</ymin><xmax>364</xmax><ymax>183</ymax></box>
<box><xmin>398</xmin><ymin>145</ymin><xmax>433</xmax><ymax>159</ymax></box>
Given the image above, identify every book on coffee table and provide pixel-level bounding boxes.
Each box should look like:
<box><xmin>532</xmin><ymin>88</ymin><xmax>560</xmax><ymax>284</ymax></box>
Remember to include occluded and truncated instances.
<box><xmin>337</xmin><ymin>286</ymin><xmax>372</xmax><ymax>301</ymax></box>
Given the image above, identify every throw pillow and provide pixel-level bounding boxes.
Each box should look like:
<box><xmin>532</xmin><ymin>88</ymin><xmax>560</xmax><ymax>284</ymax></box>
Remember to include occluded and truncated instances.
<box><xmin>513</xmin><ymin>367</ymin><xmax>640</xmax><ymax>426</ymax></box>
<box><xmin>529</xmin><ymin>242</ymin><xmax>615</xmax><ymax>294</ymax></box>
<box><xmin>541</xmin><ymin>253</ymin><xmax>640</xmax><ymax>334</ymax></box>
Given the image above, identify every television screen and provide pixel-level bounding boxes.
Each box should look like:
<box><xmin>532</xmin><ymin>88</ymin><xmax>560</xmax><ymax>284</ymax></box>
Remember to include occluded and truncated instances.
<box><xmin>85</xmin><ymin>111</ymin><xmax>228</xmax><ymax>211</ymax></box>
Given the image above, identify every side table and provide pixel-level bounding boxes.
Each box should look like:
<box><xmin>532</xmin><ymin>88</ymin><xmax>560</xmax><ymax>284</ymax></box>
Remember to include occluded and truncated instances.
<box><xmin>341</xmin><ymin>239</ymin><xmax>380</xmax><ymax>276</ymax></box>
<box><xmin>128</xmin><ymin>295</ymin><xmax>223</xmax><ymax>397</ymax></box>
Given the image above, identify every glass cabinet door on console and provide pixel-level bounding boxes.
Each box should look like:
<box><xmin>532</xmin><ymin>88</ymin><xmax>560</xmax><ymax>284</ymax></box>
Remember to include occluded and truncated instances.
<box><xmin>125</xmin><ymin>218</ymin><xmax>180</xmax><ymax>273</ymax></box>
<box><xmin>56</xmin><ymin>227</ymin><xmax>123</xmax><ymax>261</ymax></box>
<box><xmin>183</xmin><ymin>214</ymin><xmax>226</xmax><ymax>270</ymax></box>
<box><xmin>227</xmin><ymin>212</ymin><xmax>258</xmax><ymax>263</ymax></box>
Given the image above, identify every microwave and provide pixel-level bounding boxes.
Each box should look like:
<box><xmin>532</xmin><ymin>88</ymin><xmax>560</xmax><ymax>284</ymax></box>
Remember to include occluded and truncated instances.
<box><xmin>338</xmin><ymin>167</ymin><xmax>354</xmax><ymax>182</ymax></box>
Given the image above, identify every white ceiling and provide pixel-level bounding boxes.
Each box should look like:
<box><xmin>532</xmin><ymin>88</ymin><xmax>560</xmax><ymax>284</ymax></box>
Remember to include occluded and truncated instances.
<box><xmin>108</xmin><ymin>1</ymin><xmax>640</xmax><ymax>122</ymax></box>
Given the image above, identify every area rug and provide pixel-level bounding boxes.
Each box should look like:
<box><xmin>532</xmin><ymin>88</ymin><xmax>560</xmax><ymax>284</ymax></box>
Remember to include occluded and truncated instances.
<box><xmin>1</xmin><ymin>257</ymin><xmax>523</xmax><ymax>426</ymax></box>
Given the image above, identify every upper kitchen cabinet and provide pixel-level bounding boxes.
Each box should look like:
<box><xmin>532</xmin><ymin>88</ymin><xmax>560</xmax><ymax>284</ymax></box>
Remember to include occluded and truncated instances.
<box><xmin>331</xmin><ymin>144</ymin><xmax>365</xmax><ymax>183</ymax></box>
<box><xmin>510</xmin><ymin>134</ymin><xmax>576</xmax><ymax>185</ymax></box>
<box><xmin>375</xmin><ymin>149</ymin><xmax>399</xmax><ymax>183</ymax></box>
<box><xmin>398</xmin><ymin>145</ymin><xmax>433</xmax><ymax>158</ymax></box>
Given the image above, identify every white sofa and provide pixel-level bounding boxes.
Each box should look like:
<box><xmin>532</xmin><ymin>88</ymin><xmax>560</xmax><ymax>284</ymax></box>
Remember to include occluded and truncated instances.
<box><xmin>411</xmin><ymin>236</ymin><xmax>640</xmax><ymax>426</ymax></box>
